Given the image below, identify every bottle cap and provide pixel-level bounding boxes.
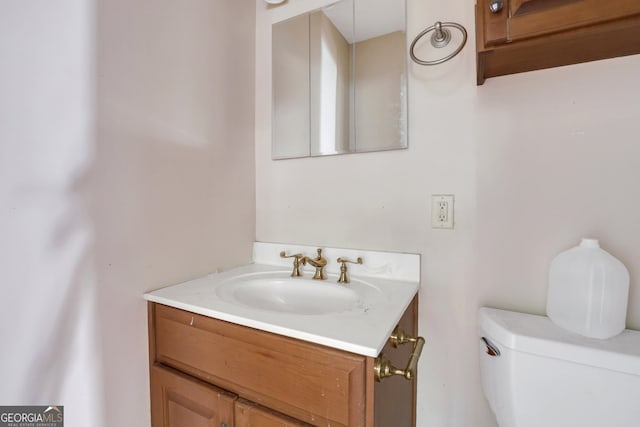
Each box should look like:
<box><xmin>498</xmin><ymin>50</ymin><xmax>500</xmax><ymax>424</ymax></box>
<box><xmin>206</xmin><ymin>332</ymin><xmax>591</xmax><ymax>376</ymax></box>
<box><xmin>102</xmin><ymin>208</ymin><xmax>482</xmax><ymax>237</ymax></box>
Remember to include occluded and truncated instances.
<box><xmin>580</xmin><ymin>238</ymin><xmax>600</xmax><ymax>249</ymax></box>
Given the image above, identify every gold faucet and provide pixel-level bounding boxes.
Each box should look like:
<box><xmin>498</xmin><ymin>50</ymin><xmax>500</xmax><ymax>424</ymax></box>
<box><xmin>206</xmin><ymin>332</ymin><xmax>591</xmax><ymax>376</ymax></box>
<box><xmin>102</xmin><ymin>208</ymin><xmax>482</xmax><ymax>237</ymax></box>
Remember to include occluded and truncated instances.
<box><xmin>337</xmin><ymin>257</ymin><xmax>363</xmax><ymax>284</ymax></box>
<box><xmin>280</xmin><ymin>251</ymin><xmax>304</xmax><ymax>277</ymax></box>
<box><xmin>301</xmin><ymin>248</ymin><xmax>328</xmax><ymax>280</ymax></box>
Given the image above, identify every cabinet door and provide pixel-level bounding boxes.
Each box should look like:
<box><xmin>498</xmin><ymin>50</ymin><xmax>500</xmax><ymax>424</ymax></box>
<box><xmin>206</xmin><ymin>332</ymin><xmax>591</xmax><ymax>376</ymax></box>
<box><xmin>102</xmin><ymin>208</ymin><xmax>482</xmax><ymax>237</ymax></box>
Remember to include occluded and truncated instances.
<box><xmin>479</xmin><ymin>0</ymin><xmax>640</xmax><ymax>45</ymax></box>
<box><xmin>509</xmin><ymin>0</ymin><xmax>640</xmax><ymax>41</ymax></box>
<box><xmin>234</xmin><ymin>399</ymin><xmax>312</xmax><ymax>427</ymax></box>
<box><xmin>150</xmin><ymin>364</ymin><xmax>236</xmax><ymax>427</ymax></box>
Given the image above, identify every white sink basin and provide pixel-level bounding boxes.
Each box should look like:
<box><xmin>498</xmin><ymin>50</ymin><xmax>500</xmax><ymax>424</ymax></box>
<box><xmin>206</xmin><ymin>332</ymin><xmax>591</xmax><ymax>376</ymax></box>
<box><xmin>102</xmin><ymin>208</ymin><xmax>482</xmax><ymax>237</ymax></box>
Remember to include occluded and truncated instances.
<box><xmin>216</xmin><ymin>271</ymin><xmax>381</xmax><ymax>315</ymax></box>
<box><xmin>144</xmin><ymin>245</ymin><xmax>421</xmax><ymax>356</ymax></box>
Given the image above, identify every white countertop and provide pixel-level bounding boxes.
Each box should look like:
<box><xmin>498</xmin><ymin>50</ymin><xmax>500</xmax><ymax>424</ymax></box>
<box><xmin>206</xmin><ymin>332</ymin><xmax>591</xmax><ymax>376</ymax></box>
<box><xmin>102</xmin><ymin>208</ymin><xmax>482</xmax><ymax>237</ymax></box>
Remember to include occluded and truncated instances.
<box><xmin>144</xmin><ymin>242</ymin><xmax>420</xmax><ymax>357</ymax></box>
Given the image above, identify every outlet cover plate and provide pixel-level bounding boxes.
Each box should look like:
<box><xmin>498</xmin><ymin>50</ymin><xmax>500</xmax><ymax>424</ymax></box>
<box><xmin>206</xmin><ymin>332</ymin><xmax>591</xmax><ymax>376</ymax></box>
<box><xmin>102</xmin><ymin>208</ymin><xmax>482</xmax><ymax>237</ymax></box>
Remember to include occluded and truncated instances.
<box><xmin>431</xmin><ymin>194</ymin><xmax>454</xmax><ymax>229</ymax></box>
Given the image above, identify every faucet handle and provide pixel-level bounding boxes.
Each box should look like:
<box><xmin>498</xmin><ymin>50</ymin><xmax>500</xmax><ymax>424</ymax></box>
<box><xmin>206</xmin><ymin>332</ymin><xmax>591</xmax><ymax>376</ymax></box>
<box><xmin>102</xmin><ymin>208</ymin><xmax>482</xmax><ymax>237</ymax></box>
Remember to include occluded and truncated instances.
<box><xmin>280</xmin><ymin>251</ymin><xmax>304</xmax><ymax>277</ymax></box>
<box><xmin>336</xmin><ymin>257</ymin><xmax>363</xmax><ymax>284</ymax></box>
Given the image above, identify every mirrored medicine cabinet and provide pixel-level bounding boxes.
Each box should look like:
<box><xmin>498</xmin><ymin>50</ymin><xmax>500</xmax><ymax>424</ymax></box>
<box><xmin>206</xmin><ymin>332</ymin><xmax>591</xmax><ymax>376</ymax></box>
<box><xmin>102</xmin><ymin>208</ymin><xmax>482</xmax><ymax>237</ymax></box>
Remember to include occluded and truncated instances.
<box><xmin>272</xmin><ymin>0</ymin><xmax>408</xmax><ymax>159</ymax></box>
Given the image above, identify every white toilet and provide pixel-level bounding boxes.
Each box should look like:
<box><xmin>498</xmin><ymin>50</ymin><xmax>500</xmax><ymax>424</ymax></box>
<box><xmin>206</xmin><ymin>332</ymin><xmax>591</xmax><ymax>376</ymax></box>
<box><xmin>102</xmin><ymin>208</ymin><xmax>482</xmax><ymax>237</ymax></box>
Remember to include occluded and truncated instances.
<box><xmin>478</xmin><ymin>307</ymin><xmax>640</xmax><ymax>427</ymax></box>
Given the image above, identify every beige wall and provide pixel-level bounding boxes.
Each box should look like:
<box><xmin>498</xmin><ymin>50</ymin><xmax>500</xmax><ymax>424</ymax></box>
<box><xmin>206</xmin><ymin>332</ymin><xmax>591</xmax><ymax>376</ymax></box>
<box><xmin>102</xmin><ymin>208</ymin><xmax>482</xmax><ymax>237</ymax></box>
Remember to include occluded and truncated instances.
<box><xmin>96</xmin><ymin>0</ymin><xmax>255</xmax><ymax>425</ymax></box>
<box><xmin>256</xmin><ymin>0</ymin><xmax>640</xmax><ymax>426</ymax></box>
<box><xmin>355</xmin><ymin>31</ymin><xmax>406</xmax><ymax>151</ymax></box>
<box><xmin>273</xmin><ymin>14</ymin><xmax>310</xmax><ymax>158</ymax></box>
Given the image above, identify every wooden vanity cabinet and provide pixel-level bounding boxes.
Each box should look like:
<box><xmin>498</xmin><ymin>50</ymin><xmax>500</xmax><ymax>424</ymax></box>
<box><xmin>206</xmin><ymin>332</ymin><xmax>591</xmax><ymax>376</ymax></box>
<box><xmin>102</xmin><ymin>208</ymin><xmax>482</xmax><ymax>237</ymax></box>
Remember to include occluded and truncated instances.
<box><xmin>150</xmin><ymin>364</ymin><xmax>235</xmax><ymax>427</ymax></box>
<box><xmin>476</xmin><ymin>0</ymin><xmax>640</xmax><ymax>84</ymax></box>
<box><xmin>148</xmin><ymin>297</ymin><xmax>418</xmax><ymax>427</ymax></box>
<box><xmin>235</xmin><ymin>399</ymin><xmax>313</xmax><ymax>427</ymax></box>
<box><xmin>151</xmin><ymin>363</ymin><xmax>311</xmax><ymax>427</ymax></box>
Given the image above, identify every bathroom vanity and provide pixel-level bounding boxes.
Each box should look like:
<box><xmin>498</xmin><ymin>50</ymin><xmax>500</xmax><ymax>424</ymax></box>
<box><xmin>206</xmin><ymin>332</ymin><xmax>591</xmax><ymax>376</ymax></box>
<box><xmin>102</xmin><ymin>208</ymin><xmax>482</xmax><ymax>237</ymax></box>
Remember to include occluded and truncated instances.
<box><xmin>144</xmin><ymin>243</ymin><xmax>421</xmax><ymax>427</ymax></box>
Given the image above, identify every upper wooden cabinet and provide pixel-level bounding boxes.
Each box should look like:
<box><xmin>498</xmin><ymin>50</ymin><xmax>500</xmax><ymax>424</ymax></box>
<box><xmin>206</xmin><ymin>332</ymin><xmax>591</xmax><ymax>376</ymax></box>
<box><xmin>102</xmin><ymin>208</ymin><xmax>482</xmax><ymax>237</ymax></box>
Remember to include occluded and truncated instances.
<box><xmin>476</xmin><ymin>0</ymin><xmax>640</xmax><ymax>84</ymax></box>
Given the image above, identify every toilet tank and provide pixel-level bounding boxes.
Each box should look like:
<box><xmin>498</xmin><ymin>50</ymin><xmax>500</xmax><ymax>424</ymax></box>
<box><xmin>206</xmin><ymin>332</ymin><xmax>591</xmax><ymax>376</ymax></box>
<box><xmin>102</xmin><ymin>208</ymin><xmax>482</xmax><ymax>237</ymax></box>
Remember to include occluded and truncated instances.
<box><xmin>478</xmin><ymin>307</ymin><xmax>640</xmax><ymax>427</ymax></box>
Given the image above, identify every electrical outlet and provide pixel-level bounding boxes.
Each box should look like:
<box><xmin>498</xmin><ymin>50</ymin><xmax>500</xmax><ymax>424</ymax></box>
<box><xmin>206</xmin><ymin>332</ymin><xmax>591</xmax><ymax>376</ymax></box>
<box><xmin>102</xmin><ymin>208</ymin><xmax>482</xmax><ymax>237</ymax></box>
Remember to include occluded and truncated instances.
<box><xmin>431</xmin><ymin>194</ymin><xmax>454</xmax><ymax>229</ymax></box>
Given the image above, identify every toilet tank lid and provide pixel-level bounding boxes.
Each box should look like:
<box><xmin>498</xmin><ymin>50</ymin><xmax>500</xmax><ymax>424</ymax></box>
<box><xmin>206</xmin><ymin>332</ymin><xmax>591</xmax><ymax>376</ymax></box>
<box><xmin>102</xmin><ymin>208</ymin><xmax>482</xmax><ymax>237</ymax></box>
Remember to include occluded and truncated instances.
<box><xmin>478</xmin><ymin>307</ymin><xmax>640</xmax><ymax>376</ymax></box>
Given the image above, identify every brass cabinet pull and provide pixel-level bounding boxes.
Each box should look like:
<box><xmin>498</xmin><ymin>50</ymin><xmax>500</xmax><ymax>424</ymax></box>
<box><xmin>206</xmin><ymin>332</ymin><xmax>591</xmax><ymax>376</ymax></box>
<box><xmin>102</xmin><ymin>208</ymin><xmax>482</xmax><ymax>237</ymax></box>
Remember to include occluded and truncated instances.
<box><xmin>374</xmin><ymin>327</ymin><xmax>425</xmax><ymax>382</ymax></box>
<box><xmin>388</xmin><ymin>326</ymin><xmax>420</xmax><ymax>347</ymax></box>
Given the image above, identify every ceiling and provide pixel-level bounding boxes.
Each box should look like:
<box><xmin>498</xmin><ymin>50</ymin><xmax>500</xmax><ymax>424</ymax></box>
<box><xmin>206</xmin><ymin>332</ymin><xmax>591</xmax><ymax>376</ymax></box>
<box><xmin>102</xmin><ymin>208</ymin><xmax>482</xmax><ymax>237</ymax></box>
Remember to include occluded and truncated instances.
<box><xmin>322</xmin><ymin>0</ymin><xmax>405</xmax><ymax>44</ymax></box>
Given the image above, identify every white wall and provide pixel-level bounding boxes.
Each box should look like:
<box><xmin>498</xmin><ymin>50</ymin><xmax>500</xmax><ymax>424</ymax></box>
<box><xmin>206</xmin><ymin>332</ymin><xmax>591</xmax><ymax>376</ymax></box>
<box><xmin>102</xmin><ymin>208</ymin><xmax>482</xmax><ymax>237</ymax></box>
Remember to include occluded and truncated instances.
<box><xmin>1</xmin><ymin>0</ymin><xmax>255</xmax><ymax>426</ymax></box>
<box><xmin>0</xmin><ymin>1</ymin><xmax>103</xmax><ymax>425</ymax></box>
<box><xmin>255</xmin><ymin>0</ymin><xmax>640</xmax><ymax>426</ymax></box>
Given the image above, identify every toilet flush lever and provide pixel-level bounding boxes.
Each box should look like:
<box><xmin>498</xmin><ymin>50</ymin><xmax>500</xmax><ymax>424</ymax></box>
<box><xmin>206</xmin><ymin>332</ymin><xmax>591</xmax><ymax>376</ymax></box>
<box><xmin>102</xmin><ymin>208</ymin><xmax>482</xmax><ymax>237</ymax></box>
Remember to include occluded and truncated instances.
<box><xmin>481</xmin><ymin>337</ymin><xmax>501</xmax><ymax>357</ymax></box>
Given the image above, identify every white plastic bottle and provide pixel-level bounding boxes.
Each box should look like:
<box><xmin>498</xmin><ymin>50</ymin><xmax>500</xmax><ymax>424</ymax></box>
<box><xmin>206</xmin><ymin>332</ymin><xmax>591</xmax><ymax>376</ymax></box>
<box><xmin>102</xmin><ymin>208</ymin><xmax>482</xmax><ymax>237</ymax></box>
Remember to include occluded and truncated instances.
<box><xmin>546</xmin><ymin>238</ymin><xmax>630</xmax><ymax>339</ymax></box>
